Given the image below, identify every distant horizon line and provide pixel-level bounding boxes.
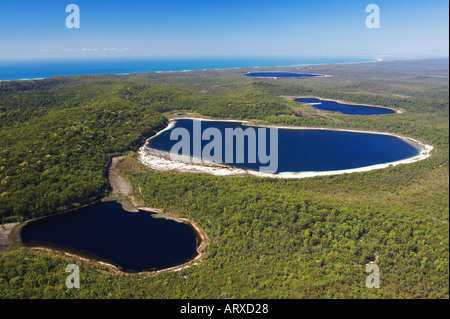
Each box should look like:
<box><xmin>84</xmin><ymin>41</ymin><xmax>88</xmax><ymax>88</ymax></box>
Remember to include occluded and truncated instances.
<box><xmin>0</xmin><ymin>54</ymin><xmax>448</xmax><ymax>62</ymax></box>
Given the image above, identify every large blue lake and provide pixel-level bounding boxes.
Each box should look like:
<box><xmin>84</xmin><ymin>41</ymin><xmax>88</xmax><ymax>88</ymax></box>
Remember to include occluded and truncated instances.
<box><xmin>146</xmin><ymin>119</ymin><xmax>420</xmax><ymax>174</ymax></box>
<box><xmin>0</xmin><ymin>56</ymin><xmax>375</xmax><ymax>81</ymax></box>
<box><xmin>296</xmin><ymin>98</ymin><xmax>396</xmax><ymax>115</ymax></box>
<box><xmin>20</xmin><ymin>201</ymin><xmax>199</xmax><ymax>273</ymax></box>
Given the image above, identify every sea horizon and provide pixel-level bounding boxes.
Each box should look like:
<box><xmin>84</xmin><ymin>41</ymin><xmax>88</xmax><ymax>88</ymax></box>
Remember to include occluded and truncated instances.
<box><xmin>0</xmin><ymin>55</ymin><xmax>380</xmax><ymax>81</ymax></box>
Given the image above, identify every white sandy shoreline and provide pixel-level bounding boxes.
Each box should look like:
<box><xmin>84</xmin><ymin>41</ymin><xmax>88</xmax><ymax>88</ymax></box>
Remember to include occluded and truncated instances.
<box><xmin>137</xmin><ymin>117</ymin><xmax>433</xmax><ymax>179</ymax></box>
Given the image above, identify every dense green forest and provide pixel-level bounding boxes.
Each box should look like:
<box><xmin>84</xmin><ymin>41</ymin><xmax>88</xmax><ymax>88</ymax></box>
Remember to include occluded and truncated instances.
<box><xmin>0</xmin><ymin>59</ymin><xmax>448</xmax><ymax>298</ymax></box>
<box><xmin>0</xmin><ymin>79</ymin><xmax>168</xmax><ymax>220</ymax></box>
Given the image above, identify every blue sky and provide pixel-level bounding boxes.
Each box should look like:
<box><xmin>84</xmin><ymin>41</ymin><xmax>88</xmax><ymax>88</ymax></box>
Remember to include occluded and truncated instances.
<box><xmin>0</xmin><ymin>0</ymin><xmax>448</xmax><ymax>60</ymax></box>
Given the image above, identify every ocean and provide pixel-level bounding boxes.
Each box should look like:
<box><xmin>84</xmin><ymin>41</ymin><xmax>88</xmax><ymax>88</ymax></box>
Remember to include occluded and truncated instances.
<box><xmin>0</xmin><ymin>56</ymin><xmax>376</xmax><ymax>81</ymax></box>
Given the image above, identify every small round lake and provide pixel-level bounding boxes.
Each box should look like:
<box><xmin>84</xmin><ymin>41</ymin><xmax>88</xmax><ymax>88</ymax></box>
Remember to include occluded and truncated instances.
<box><xmin>296</xmin><ymin>98</ymin><xmax>396</xmax><ymax>115</ymax></box>
<box><xmin>144</xmin><ymin>119</ymin><xmax>422</xmax><ymax>175</ymax></box>
<box><xmin>20</xmin><ymin>201</ymin><xmax>200</xmax><ymax>273</ymax></box>
<box><xmin>245</xmin><ymin>72</ymin><xmax>321</xmax><ymax>78</ymax></box>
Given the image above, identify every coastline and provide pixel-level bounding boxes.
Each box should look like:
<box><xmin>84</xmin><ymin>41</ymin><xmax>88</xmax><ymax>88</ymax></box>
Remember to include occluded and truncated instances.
<box><xmin>0</xmin><ymin>78</ymin><xmax>45</xmax><ymax>82</ymax></box>
<box><xmin>0</xmin><ymin>57</ymin><xmax>381</xmax><ymax>82</ymax></box>
<box><xmin>137</xmin><ymin>117</ymin><xmax>433</xmax><ymax>179</ymax></box>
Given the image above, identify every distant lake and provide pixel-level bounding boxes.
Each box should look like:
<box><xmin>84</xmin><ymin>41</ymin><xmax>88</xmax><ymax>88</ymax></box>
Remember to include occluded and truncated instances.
<box><xmin>245</xmin><ymin>72</ymin><xmax>321</xmax><ymax>78</ymax></box>
<box><xmin>296</xmin><ymin>98</ymin><xmax>396</xmax><ymax>115</ymax></box>
<box><xmin>146</xmin><ymin>119</ymin><xmax>420</xmax><ymax>174</ymax></box>
<box><xmin>20</xmin><ymin>201</ymin><xmax>199</xmax><ymax>273</ymax></box>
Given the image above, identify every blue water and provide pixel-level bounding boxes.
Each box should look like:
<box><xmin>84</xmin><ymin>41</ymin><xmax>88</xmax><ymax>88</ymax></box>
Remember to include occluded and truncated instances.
<box><xmin>147</xmin><ymin>119</ymin><xmax>419</xmax><ymax>174</ymax></box>
<box><xmin>245</xmin><ymin>72</ymin><xmax>321</xmax><ymax>78</ymax></box>
<box><xmin>21</xmin><ymin>201</ymin><xmax>199</xmax><ymax>273</ymax></box>
<box><xmin>0</xmin><ymin>56</ymin><xmax>376</xmax><ymax>81</ymax></box>
<box><xmin>296</xmin><ymin>98</ymin><xmax>396</xmax><ymax>115</ymax></box>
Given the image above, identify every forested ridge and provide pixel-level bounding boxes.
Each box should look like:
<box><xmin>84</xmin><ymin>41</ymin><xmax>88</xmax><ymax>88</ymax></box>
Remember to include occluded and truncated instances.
<box><xmin>0</xmin><ymin>59</ymin><xmax>448</xmax><ymax>298</ymax></box>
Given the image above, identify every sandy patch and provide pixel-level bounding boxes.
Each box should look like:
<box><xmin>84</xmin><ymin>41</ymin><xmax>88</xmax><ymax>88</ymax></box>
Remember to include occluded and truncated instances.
<box><xmin>0</xmin><ymin>222</ymin><xmax>19</xmax><ymax>253</ymax></box>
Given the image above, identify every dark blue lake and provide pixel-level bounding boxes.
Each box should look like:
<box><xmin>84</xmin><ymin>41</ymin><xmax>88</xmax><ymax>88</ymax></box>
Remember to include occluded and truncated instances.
<box><xmin>245</xmin><ymin>72</ymin><xmax>321</xmax><ymax>78</ymax></box>
<box><xmin>146</xmin><ymin>119</ymin><xmax>420</xmax><ymax>174</ymax></box>
<box><xmin>296</xmin><ymin>98</ymin><xmax>396</xmax><ymax>115</ymax></box>
<box><xmin>20</xmin><ymin>201</ymin><xmax>199</xmax><ymax>273</ymax></box>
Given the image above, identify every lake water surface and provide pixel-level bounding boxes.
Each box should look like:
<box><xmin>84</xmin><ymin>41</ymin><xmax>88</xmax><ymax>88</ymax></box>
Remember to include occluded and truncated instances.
<box><xmin>245</xmin><ymin>72</ymin><xmax>321</xmax><ymax>78</ymax></box>
<box><xmin>296</xmin><ymin>98</ymin><xmax>396</xmax><ymax>115</ymax></box>
<box><xmin>20</xmin><ymin>201</ymin><xmax>199</xmax><ymax>273</ymax></box>
<box><xmin>146</xmin><ymin>119</ymin><xmax>420</xmax><ymax>174</ymax></box>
